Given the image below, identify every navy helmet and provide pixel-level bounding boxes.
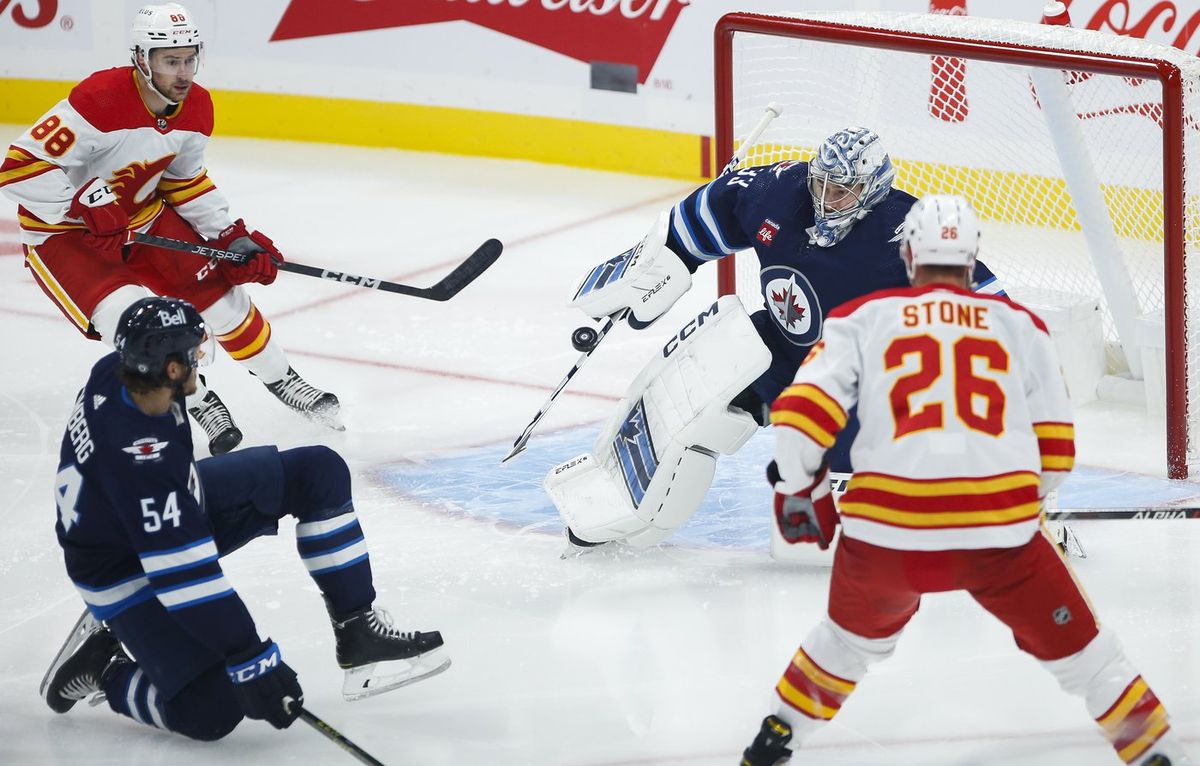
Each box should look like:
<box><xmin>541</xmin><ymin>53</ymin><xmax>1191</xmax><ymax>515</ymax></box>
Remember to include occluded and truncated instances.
<box><xmin>114</xmin><ymin>296</ymin><xmax>208</xmax><ymax>376</ymax></box>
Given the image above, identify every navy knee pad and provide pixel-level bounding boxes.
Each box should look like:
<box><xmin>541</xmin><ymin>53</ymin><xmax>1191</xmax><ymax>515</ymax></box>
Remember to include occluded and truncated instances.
<box><xmin>280</xmin><ymin>445</ymin><xmax>354</xmax><ymax>522</ymax></box>
<box><xmin>162</xmin><ymin>667</ymin><xmax>243</xmax><ymax>741</ymax></box>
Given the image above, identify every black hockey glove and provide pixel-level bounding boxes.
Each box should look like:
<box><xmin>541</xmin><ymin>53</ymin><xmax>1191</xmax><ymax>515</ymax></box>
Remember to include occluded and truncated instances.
<box><xmin>226</xmin><ymin>639</ymin><xmax>303</xmax><ymax>729</ymax></box>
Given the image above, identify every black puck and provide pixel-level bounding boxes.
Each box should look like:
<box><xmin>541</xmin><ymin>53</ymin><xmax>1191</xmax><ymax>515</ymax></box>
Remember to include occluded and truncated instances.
<box><xmin>571</xmin><ymin>326</ymin><xmax>599</xmax><ymax>352</ymax></box>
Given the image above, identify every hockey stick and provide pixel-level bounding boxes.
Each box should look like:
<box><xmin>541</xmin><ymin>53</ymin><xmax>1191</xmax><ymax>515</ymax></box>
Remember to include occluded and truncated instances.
<box><xmin>285</xmin><ymin>698</ymin><xmax>387</xmax><ymax>766</ymax></box>
<box><xmin>130</xmin><ymin>232</ymin><xmax>503</xmax><ymax>302</ymax></box>
<box><xmin>500</xmin><ymin>101</ymin><xmax>784</xmax><ymax>463</ymax></box>
<box><xmin>1045</xmin><ymin>507</ymin><xmax>1200</xmax><ymax>521</ymax></box>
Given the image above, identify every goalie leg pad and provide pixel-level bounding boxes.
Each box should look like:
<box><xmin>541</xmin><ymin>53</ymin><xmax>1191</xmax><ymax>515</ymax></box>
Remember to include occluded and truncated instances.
<box><xmin>546</xmin><ymin>296</ymin><xmax>771</xmax><ymax>546</ymax></box>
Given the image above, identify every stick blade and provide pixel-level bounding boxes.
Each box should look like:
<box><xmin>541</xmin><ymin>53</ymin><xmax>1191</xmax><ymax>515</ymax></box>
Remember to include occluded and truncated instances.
<box><xmin>428</xmin><ymin>238</ymin><xmax>503</xmax><ymax>301</ymax></box>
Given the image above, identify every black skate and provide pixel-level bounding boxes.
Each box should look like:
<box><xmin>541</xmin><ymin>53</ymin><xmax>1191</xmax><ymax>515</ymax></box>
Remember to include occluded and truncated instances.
<box><xmin>40</xmin><ymin>610</ymin><xmax>128</xmax><ymax>714</ymax></box>
<box><xmin>188</xmin><ymin>388</ymin><xmax>244</xmax><ymax>455</ymax></box>
<box><xmin>265</xmin><ymin>367</ymin><xmax>343</xmax><ymax>431</ymax></box>
<box><xmin>332</xmin><ymin>606</ymin><xmax>449</xmax><ymax>701</ymax></box>
<box><xmin>741</xmin><ymin>715</ymin><xmax>794</xmax><ymax>766</ymax></box>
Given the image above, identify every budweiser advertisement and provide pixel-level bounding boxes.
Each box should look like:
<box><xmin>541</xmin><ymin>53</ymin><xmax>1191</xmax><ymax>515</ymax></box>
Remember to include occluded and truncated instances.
<box><xmin>270</xmin><ymin>0</ymin><xmax>692</xmax><ymax>84</ymax></box>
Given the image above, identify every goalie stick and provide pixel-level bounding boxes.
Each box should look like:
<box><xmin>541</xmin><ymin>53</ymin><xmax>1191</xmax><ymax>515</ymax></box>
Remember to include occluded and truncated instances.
<box><xmin>501</xmin><ymin>101</ymin><xmax>784</xmax><ymax>463</ymax></box>
<box><xmin>131</xmin><ymin>232</ymin><xmax>503</xmax><ymax>301</ymax></box>
<box><xmin>284</xmin><ymin>698</ymin><xmax>386</xmax><ymax>766</ymax></box>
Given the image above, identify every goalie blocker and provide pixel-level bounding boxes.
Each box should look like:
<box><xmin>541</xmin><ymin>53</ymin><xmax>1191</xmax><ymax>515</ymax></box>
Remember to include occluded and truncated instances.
<box><xmin>546</xmin><ymin>296</ymin><xmax>770</xmax><ymax>546</ymax></box>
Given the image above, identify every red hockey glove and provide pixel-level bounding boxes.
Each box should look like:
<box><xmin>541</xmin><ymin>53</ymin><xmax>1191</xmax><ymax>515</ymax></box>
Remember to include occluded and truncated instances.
<box><xmin>768</xmin><ymin>461</ymin><xmax>838</xmax><ymax>550</ymax></box>
<box><xmin>68</xmin><ymin>178</ymin><xmax>128</xmax><ymax>252</ymax></box>
<box><xmin>213</xmin><ymin>219</ymin><xmax>283</xmax><ymax>285</ymax></box>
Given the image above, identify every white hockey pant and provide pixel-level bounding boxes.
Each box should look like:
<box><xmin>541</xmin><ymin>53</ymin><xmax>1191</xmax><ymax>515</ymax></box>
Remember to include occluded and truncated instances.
<box><xmin>545</xmin><ymin>295</ymin><xmax>770</xmax><ymax>547</ymax></box>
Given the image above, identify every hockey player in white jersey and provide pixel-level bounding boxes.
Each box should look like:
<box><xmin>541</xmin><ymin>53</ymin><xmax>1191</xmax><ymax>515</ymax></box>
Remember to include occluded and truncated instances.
<box><xmin>739</xmin><ymin>195</ymin><xmax>1192</xmax><ymax>766</ymax></box>
<box><xmin>0</xmin><ymin>3</ymin><xmax>340</xmax><ymax>454</ymax></box>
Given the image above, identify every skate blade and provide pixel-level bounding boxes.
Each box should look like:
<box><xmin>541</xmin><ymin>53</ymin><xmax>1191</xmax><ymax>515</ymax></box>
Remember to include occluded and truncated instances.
<box><xmin>39</xmin><ymin>609</ymin><xmax>97</xmax><ymax>700</ymax></box>
<box><xmin>341</xmin><ymin>650</ymin><xmax>451</xmax><ymax>701</ymax></box>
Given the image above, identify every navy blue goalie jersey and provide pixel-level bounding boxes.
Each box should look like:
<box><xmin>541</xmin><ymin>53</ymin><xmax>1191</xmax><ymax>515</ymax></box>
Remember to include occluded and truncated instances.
<box><xmin>54</xmin><ymin>353</ymin><xmax>257</xmax><ymax>657</ymax></box>
<box><xmin>667</xmin><ymin>161</ymin><xmax>1003</xmax><ymax>402</ymax></box>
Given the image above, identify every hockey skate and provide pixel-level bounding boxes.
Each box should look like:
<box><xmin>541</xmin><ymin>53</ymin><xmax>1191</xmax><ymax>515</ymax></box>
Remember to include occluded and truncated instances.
<box><xmin>188</xmin><ymin>388</ymin><xmax>244</xmax><ymax>455</ymax></box>
<box><xmin>741</xmin><ymin>715</ymin><xmax>794</xmax><ymax>766</ymax></box>
<box><xmin>332</xmin><ymin>606</ymin><xmax>449</xmax><ymax>701</ymax></box>
<box><xmin>560</xmin><ymin>527</ymin><xmax>611</xmax><ymax>559</ymax></box>
<box><xmin>265</xmin><ymin>366</ymin><xmax>343</xmax><ymax>431</ymax></box>
<box><xmin>40</xmin><ymin>610</ymin><xmax>128</xmax><ymax>713</ymax></box>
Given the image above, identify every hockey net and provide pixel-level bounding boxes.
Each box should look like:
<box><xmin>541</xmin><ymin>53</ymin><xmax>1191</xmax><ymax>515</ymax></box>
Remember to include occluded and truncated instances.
<box><xmin>715</xmin><ymin>10</ymin><xmax>1200</xmax><ymax>478</ymax></box>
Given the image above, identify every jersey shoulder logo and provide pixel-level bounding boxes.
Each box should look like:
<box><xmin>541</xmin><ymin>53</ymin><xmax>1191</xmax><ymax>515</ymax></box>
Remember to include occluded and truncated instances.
<box><xmin>757</xmin><ymin>219</ymin><xmax>780</xmax><ymax>246</ymax></box>
<box><xmin>123</xmin><ymin>437</ymin><xmax>170</xmax><ymax>462</ymax></box>
<box><xmin>92</xmin><ymin>394</ymin><xmax>107</xmax><ymax>409</ymax></box>
<box><xmin>761</xmin><ymin>265</ymin><xmax>823</xmax><ymax>346</ymax></box>
<box><xmin>889</xmin><ymin>221</ymin><xmax>904</xmax><ymax>243</ymax></box>
<box><xmin>772</xmin><ymin>160</ymin><xmax>801</xmax><ymax>178</ymax></box>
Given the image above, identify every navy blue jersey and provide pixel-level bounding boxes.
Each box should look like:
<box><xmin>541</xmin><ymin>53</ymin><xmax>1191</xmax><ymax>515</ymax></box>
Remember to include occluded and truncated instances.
<box><xmin>54</xmin><ymin>353</ymin><xmax>258</xmax><ymax>658</ymax></box>
<box><xmin>668</xmin><ymin>161</ymin><xmax>1003</xmax><ymax>401</ymax></box>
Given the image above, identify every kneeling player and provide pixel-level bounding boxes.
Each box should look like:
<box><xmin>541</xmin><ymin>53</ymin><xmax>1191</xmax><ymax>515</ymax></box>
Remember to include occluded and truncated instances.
<box><xmin>41</xmin><ymin>297</ymin><xmax>448</xmax><ymax>741</ymax></box>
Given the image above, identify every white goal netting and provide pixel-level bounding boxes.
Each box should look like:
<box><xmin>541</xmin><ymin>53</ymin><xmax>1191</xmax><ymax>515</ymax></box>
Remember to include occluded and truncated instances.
<box><xmin>721</xmin><ymin>10</ymin><xmax>1200</xmax><ymax>476</ymax></box>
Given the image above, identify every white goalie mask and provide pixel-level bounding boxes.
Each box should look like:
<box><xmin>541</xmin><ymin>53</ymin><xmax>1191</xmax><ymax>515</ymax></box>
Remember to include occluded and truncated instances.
<box><xmin>129</xmin><ymin>3</ymin><xmax>203</xmax><ymax>104</ymax></box>
<box><xmin>807</xmin><ymin>127</ymin><xmax>895</xmax><ymax>247</ymax></box>
<box><xmin>899</xmin><ymin>194</ymin><xmax>981</xmax><ymax>281</ymax></box>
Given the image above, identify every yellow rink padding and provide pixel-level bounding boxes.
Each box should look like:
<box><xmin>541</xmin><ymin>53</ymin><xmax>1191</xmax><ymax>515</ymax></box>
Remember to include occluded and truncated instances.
<box><xmin>0</xmin><ymin>78</ymin><xmax>712</xmax><ymax>181</ymax></box>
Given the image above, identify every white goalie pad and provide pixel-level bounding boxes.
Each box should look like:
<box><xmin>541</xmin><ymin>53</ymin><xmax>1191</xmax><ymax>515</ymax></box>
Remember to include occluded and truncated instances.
<box><xmin>546</xmin><ymin>295</ymin><xmax>771</xmax><ymax>547</ymax></box>
<box><xmin>570</xmin><ymin>211</ymin><xmax>692</xmax><ymax>328</ymax></box>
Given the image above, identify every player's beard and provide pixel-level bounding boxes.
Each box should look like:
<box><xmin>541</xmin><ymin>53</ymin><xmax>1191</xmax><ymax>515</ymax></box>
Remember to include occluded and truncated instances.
<box><xmin>153</xmin><ymin>72</ymin><xmax>192</xmax><ymax>103</ymax></box>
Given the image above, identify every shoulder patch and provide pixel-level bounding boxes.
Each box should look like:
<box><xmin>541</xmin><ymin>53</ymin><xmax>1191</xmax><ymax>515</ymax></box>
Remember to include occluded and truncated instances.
<box><xmin>122</xmin><ymin>436</ymin><xmax>170</xmax><ymax>462</ymax></box>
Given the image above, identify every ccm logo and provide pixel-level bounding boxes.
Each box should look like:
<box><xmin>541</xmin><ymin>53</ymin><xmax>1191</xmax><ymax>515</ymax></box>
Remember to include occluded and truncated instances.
<box><xmin>662</xmin><ymin>300</ymin><xmax>719</xmax><ymax>357</ymax></box>
<box><xmin>229</xmin><ymin>649</ymin><xmax>280</xmax><ymax>683</ymax></box>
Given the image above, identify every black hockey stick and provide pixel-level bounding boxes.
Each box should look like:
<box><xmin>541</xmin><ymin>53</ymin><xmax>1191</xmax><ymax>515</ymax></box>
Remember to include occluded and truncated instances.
<box><xmin>285</xmin><ymin>698</ymin><xmax>386</xmax><ymax>766</ymax></box>
<box><xmin>1045</xmin><ymin>507</ymin><xmax>1200</xmax><ymax>521</ymax></box>
<box><xmin>131</xmin><ymin>232</ymin><xmax>503</xmax><ymax>301</ymax></box>
<box><xmin>501</xmin><ymin>101</ymin><xmax>784</xmax><ymax>464</ymax></box>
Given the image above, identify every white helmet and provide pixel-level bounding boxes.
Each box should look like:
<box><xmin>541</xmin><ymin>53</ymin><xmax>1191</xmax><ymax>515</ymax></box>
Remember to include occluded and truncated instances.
<box><xmin>899</xmin><ymin>194</ymin><xmax>980</xmax><ymax>280</ymax></box>
<box><xmin>130</xmin><ymin>3</ymin><xmax>203</xmax><ymax>103</ymax></box>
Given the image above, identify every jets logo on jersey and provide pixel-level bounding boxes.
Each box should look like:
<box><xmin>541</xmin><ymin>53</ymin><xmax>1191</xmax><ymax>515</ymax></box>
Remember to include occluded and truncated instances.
<box><xmin>757</xmin><ymin>219</ymin><xmax>780</xmax><ymax>246</ymax></box>
<box><xmin>762</xmin><ymin>265</ymin><xmax>823</xmax><ymax>346</ymax></box>
<box><xmin>123</xmin><ymin>437</ymin><xmax>170</xmax><ymax>462</ymax></box>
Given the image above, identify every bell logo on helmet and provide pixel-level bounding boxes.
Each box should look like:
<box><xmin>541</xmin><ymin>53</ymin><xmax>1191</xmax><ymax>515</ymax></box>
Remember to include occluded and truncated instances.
<box><xmin>157</xmin><ymin>307</ymin><xmax>188</xmax><ymax>327</ymax></box>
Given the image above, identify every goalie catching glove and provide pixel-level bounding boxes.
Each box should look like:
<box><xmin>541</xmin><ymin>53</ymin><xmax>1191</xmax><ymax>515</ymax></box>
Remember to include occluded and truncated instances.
<box><xmin>570</xmin><ymin>211</ymin><xmax>692</xmax><ymax>329</ymax></box>
<box><xmin>768</xmin><ymin>460</ymin><xmax>838</xmax><ymax>549</ymax></box>
<box><xmin>212</xmin><ymin>219</ymin><xmax>283</xmax><ymax>285</ymax></box>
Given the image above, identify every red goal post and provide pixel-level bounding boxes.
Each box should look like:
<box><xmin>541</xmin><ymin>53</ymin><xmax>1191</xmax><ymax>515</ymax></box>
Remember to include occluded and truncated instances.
<box><xmin>714</xmin><ymin>10</ymin><xmax>1198</xmax><ymax>478</ymax></box>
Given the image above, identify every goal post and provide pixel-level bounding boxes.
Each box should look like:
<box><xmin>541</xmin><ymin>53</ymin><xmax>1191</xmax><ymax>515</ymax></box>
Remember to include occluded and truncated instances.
<box><xmin>713</xmin><ymin>10</ymin><xmax>1196</xmax><ymax>478</ymax></box>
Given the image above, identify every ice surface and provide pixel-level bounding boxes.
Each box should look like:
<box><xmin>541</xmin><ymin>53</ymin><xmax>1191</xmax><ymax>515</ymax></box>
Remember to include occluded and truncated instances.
<box><xmin>0</xmin><ymin>128</ymin><xmax>1196</xmax><ymax>765</ymax></box>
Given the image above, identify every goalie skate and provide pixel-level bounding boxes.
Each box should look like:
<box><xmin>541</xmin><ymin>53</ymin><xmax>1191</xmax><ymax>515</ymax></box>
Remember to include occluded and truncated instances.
<box><xmin>333</xmin><ymin>606</ymin><xmax>450</xmax><ymax>701</ymax></box>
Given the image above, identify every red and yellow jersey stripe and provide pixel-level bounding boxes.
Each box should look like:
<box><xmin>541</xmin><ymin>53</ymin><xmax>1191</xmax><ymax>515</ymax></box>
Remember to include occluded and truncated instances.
<box><xmin>158</xmin><ymin>171</ymin><xmax>217</xmax><ymax>207</ymax></box>
<box><xmin>776</xmin><ymin>647</ymin><xmax>857</xmax><ymax>722</ymax></box>
<box><xmin>1097</xmin><ymin>676</ymin><xmax>1170</xmax><ymax>763</ymax></box>
<box><xmin>771</xmin><ymin>382</ymin><xmax>849</xmax><ymax>449</ymax></box>
<box><xmin>217</xmin><ymin>304</ymin><xmax>272</xmax><ymax>361</ymax></box>
<box><xmin>0</xmin><ymin>146</ymin><xmax>59</xmax><ymax>189</ymax></box>
<box><xmin>839</xmin><ymin>471</ymin><xmax>1041</xmax><ymax>530</ymax></box>
<box><xmin>1034</xmin><ymin>421</ymin><xmax>1075</xmax><ymax>473</ymax></box>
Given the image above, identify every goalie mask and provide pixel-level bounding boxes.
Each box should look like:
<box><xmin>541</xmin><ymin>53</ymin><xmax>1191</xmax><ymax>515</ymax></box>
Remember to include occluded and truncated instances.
<box><xmin>130</xmin><ymin>3</ymin><xmax>203</xmax><ymax>105</ymax></box>
<box><xmin>899</xmin><ymin>194</ymin><xmax>980</xmax><ymax>281</ymax></box>
<box><xmin>807</xmin><ymin>127</ymin><xmax>895</xmax><ymax>247</ymax></box>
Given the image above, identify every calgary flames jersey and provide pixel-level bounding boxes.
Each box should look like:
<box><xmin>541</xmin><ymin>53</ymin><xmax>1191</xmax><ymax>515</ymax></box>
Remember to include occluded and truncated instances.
<box><xmin>770</xmin><ymin>283</ymin><xmax>1075</xmax><ymax>551</ymax></box>
<box><xmin>0</xmin><ymin>66</ymin><xmax>234</xmax><ymax>246</ymax></box>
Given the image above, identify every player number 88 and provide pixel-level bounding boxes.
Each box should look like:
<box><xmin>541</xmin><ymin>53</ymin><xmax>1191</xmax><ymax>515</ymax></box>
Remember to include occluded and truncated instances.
<box><xmin>30</xmin><ymin>115</ymin><xmax>77</xmax><ymax>157</ymax></box>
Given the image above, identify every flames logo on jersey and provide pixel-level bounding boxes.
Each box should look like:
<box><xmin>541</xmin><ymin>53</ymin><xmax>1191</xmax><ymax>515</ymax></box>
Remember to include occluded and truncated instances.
<box><xmin>762</xmin><ymin>265</ymin><xmax>822</xmax><ymax>346</ymax></box>
<box><xmin>107</xmin><ymin>155</ymin><xmax>175</xmax><ymax>210</ymax></box>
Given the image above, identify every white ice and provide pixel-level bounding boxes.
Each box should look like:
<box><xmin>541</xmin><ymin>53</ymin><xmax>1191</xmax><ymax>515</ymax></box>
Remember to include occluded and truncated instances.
<box><xmin>0</xmin><ymin>127</ymin><xmax>1197</xmax><ymax>765</ymax></box>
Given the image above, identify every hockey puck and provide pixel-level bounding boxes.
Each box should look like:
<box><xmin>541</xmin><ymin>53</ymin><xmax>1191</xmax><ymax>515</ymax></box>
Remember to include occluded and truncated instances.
<box><xmin>571</xmin><ymin>326</ymin><xmax>599</xmax><ymax>353</ymax></box>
